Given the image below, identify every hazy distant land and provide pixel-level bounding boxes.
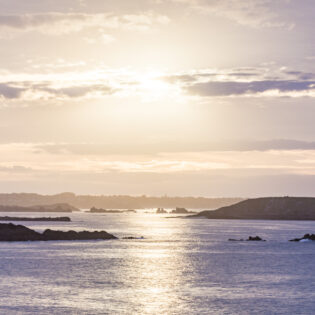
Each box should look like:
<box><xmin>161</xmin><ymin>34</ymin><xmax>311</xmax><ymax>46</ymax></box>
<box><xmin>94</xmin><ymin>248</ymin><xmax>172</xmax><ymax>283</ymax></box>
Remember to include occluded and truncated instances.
<box><xmin>0</xmin><ymin>203</ymin><xmax>78</xmax><ymax>213</ymax></box>
<box><xmin>0</xmin><ymin>216</ymin><xmax>71</xmax><ymax>222</ymax></box>
<box><xmin>0</xmin><ymin>193</ymin><xmax>242</xmax><ymax>210</ymax></box>
<box><xmin>2</xmin><ymin>194</ymin><xmax>315</xmax><ymax>222</ymax></box>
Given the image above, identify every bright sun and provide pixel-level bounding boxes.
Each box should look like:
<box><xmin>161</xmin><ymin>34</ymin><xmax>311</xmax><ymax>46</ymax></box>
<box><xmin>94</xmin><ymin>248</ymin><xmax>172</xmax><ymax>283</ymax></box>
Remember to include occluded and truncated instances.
<box><xmin>135</xmin><ymin>71</ymin><xmax>181</xmax><ymax>102</ymax></box>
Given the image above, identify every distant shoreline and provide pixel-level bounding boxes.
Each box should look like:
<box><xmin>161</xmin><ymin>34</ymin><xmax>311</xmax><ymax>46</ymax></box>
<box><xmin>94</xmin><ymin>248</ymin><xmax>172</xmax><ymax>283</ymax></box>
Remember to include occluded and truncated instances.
<box><xmin>0</xmin><ymin>193</ymin><xmax>242</xmax><ymax>210</ymax></box>
<box><xmin>0</xmin><ymin>216</ymin><xmax>71</xmax><ymax>222</ymax></box>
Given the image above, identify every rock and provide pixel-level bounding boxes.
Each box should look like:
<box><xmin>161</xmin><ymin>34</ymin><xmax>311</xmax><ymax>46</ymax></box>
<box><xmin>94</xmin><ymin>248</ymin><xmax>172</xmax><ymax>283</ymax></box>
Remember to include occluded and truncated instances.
<box><xmin>289</xmin><ymin>234</ymin><xmax>315</xmax><ymax>242</ymax></box>
<box><xmin>42</xmin><ymin>229</ymin><xmax>117</xmax><ymax>241</ymax></box>
<box><xmin>228</xmin><ymin>236</ymin><xmax>265</xmax><ymax>241</ymax></box>
<box><xmin>0</xmin><ymin>223</ymin><xmax>117</xmax><ymax>242</ymax></box>
<box><xmin>156</xmin><ymin>208</ymin><xmax>167</xmax><ymax>214</ymax></box>
<box><xmin>122</xmin><ymin>236</ymin><xmax>144</xmax><ymax>239</ymax></box>
<box><xmin>89</xmin><ymin>207</ymin><xmax>121</xmax><ymax>213</ymax></box>
<box><xmin>0</xmin><ymin>216</ymin><xmax>71</xmax><ymax>222</ymax></box>
<box><xmin>247</xmin><ymin>236</ymin><xmax>265</xmax><ymax>241</ymax></box>
<box><xmin>88</xmin><ymin>207</ymin><xmax>136</xmax><ymax>213</ymax></box>
<box><xmin>171</xmin><ymin>207</ymin><xmax>195</xmax><ymax>214</ymax></box>
<box><xmin>0</xmin><ymin>223</ymin><xmax>43</xmax><ymax>241</ymax></box>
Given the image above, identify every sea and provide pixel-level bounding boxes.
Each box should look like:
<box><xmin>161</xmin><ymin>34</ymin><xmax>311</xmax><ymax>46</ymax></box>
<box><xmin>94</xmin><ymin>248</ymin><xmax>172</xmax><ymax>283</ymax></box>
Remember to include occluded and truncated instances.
<box><xmin>0</xmin><ymin>210</ymin><xmax>315</xmax><ymax>315</ymax></box>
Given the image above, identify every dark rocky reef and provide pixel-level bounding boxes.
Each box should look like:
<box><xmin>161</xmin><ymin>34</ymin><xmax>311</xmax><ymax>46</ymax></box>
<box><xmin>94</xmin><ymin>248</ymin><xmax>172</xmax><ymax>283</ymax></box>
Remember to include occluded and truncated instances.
<box><xmin>42</xmin><ymin>229</ymin><xmax>117</xmax><ymax>241</ymax></box>
<box><xmin>0</xmin><ymin>223</ymin><xmax>117</xmax><ymax>242</ymax></box>
<box><xmin>247</xmin><ymin>236</ymin><xmax>265</xmax><ymax>241</ymax></box>
<box><xmin>88</xmin><ymin>207</ymin><xmax>136</xmax><ymax>213</ymax></box>
<box><xmin>0</xmin><ymin>216</ymin><xmax>71</xmax><ymax>222</ymax></box>
<box><xmin>290</xmin><ymin>234</ymin><xmax>315</xmax><ymax>242</ymax></box>
<box><xmin>171</xmin><ymin>207</ymin><xmax>196</xmax><ymax>214</ymax></box>
<box><xmin>191</xmin><ymin>197</ymin><xmax>315</xmax><ymax>220</ymax></box>
<box><xmin>0</xmin><ymin>203</ymin><xmax>79</xmax><ymax>213</ymax></box>
<box><xmin>229</xmin><ymin>236</ymin><xmax>266</xmax><ymax>241</ymax></box>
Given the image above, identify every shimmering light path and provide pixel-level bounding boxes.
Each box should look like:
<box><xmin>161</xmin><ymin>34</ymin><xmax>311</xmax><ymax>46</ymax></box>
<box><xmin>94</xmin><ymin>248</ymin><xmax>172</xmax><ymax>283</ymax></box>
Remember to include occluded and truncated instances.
<box><xmin>0</xmin><ymin>212</ymin><xmax>315</xmax><ymax>314</ymax></box>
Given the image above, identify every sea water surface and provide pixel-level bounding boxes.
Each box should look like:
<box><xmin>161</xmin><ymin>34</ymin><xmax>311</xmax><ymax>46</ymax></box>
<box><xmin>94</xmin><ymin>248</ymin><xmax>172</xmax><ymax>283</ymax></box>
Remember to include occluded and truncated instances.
<box><xmin>0</xmin><ymin>211</ymin><xmax>315</xmax><ymax>314</ymax></box>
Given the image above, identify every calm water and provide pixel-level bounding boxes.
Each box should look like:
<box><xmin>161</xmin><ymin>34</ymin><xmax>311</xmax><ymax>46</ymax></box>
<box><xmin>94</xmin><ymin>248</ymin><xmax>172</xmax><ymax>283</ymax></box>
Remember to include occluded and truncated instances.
<box><xmin>0</xmin><ymin>212</ymin><xmax>315</xmax><ymax>314</ymax></box>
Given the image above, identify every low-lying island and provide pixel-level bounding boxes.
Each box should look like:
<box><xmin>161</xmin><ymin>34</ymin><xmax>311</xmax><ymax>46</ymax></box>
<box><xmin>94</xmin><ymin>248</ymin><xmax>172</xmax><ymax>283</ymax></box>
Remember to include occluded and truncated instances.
<box><xmin>189</xmin><ymin>197</ymin><xmax>315</xmax><ymax>220</ymax></box>
<box><xmin>0</xmin><ymin>216</ymin><xmax>71</xmax><ymax>222</ymax></box>
<box><xmin>0</xmin><ymin>223</ymin><xmax>117</xmax><ymax>241</ymax></box>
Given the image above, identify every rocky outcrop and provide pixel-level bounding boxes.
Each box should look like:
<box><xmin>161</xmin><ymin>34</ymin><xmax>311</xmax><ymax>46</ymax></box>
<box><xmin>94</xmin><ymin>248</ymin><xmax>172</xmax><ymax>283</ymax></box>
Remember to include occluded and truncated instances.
<box><xmin>289</xmin><ymin>234</ymin><xmax>315</xmax><ymax>242</ymax></box>
<box><xmin>156</xmin><ymin>208</ymin><xmax>167</xmax><ymax>214</ymax></box>
<box><xmin>0</xmin><ymin>203</ymin><xmax>79</xmax><ymax>213</ymax></box>
<box><xmin>122</xmin><ymin>236</ymin><xmax>144</xmax><ymax>239</ymax></box>
<box><xmin>192</xmin><ymin>197</ymin><xmax>315</xmax><ymax>220</ymax></box>
<box><xmin>247</xmin><ymin>236</ymin><xmax>265</xmax><ymax>241</ymax></box>
<box><xmin>0</xmin><ymin>223</ymin><xmax>117</xmax><ymax>241</ymax></box>
<box><xmin>171</xmin><ymin>207</ymin><xmax>195</xmax><ymax>214</ymax></box>
<box><xmin>88</xmin><ymin>207</ymin><xmax>136</xmax><ymax>213</ymax></box>
<box><xmin>0</xmin><ymin>216</ymin><xmax>71</xmax><ymax>222</ymax></box>
<box><xmin>0</xmin><ymin>223</ymin><xmax>43</xmax><ymax>241</ymax></box>
<box><xmin>89</xmin><ymin>207</ymin><xmax>121</xmax><ymax>213</ymax></box>
<box><xmin>42</xmin><ymin>229</ymin><xmax>117</xmax><ymax>241</ymax></box>
<box><xmin>229</xmin><ymin>236</ymin><xmax>265</xmax><ymax>241</ymax></box>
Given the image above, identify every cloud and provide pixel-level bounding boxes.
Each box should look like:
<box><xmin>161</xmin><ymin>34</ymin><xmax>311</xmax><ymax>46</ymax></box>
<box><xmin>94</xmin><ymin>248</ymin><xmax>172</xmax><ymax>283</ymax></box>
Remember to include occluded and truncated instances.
<box><xmin>0</xmin><ymin>81</ymin><xmax>116</xmax><ymax>100</ymax></box>
<box><xmin>170</xmin><ymin>0</ymin><xmax>293</xmax><ymax>28</ymax></box>
<box><xmin>0</xmin><ymin>12</ymin><xmax>170</xmax><ymax>35</ymax></box>
<box><xmin>40</xmin><ymin>84</ymin><xmax>116</xmax><ymax>98</ymax></box>
<box><xmin>164</xmin><ymin>67</ymin><xmax>315</xmax><ymax>98</ymax></box>
<box><xmin>36</xmin><ymin>139</ymin><xmax>315</xmax><ymax>156</ymax></box>
<box><xmin>3</xmin><ymin>141</ymin><xmax>315</xmax><ymax>196</ymax></box>
<box><xmin>187</xmin><ymin>80</ymin><xmax>315</xmax><ymax>97</ymax></box>
<box><xmin>0</xmin><ymin>83</ymin><xmax>26</xmax><ymax>99</ymax></box>
<box><xmin>3</xmin><ymin>141</ymin><xmax>315</xmax><ymax>175</ymax></box>
<box><xmin>284</xmin><ymin>71</ymin><xmax>315</xmax><ymax>81</ymax></box>
<box><xmin>207</xmin><ymin>139</ymin><xmax>315</xmax><ymax>151</ymax></box>
<box><xmin>0</xmin><ymin>165</ymin><xmax>34</xmax><ymax>173</ymax></box>
<box><xmin>1</xmin><ymin>66</ymin><xmax>314</xmax><ymax>104</ymax></box>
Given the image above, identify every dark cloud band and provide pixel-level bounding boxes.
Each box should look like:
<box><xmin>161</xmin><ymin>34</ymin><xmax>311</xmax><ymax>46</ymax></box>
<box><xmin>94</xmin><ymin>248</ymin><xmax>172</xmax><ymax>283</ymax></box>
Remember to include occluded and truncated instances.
<box><xmin>187</xmin><ymin>80</ymin><xmax>315</xmax><ymax>96</ymax></box>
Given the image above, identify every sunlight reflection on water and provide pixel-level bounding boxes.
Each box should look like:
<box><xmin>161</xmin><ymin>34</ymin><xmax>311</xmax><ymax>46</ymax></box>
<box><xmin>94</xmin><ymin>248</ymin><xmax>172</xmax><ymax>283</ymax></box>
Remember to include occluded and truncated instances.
<box><xmin>0</xmin><ymin>212</ymin><xmax>315</xmax><ymax>314</ymax></box>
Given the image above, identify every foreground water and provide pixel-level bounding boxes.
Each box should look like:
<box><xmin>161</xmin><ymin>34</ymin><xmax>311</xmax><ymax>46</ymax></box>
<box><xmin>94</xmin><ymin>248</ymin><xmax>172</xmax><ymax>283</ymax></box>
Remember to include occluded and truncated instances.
<box><xmin>0</xmin><ymin>212</ymin><xmax>315</xmax><ymax>314</ymax></box>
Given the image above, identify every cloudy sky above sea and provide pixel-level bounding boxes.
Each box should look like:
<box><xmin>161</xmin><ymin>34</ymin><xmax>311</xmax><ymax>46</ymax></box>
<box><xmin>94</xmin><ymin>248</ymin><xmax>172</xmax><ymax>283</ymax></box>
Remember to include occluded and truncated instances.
<box><xmin>0</xmin><ymin>0</ymin><xmax>314</xmax><ymax>196</ymax></box>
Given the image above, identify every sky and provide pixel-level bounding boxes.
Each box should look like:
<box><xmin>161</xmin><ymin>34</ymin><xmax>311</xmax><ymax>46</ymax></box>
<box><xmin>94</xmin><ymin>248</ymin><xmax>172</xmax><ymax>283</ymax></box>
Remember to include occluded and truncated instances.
<box><xmin>0</xmin><ymin>0</ymin><xmax>314</xmax><ymax>196</ymax></box>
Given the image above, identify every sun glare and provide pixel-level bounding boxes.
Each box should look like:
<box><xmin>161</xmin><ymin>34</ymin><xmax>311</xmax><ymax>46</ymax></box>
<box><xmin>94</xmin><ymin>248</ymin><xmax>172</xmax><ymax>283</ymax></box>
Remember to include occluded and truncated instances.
<box><xmin>135</xmin><ymin>71</ymin><xmax>181</xmax><ymax>102</ymax></box>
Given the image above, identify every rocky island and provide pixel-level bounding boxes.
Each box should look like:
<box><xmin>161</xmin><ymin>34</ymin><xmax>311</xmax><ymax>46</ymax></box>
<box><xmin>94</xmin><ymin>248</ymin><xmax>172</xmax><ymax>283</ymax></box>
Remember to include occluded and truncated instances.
<box><xmin>88</xmin><ymin>207</ymin><xmax>136</xmax><ymax>213</ymax></box>
<box><xmin>171</xmin><ymin>207</ymin><xmax>196</xmax><ymax>214</ymax></box>
<box><xmin>190</xmin><ymin>197</ymin><xmax>315</xmax><ymax>220</ymax></box>
<box><xmin>156</xmin><ymin>208</ymin><xmax>167</xmax><ymax>214</ymax></box>
<box><xmin>0</xmin><ymin>203</ymin><xmax>79</xmax><ymax>213</ymax></box>
<box><xmin>229</xmin><ymin>236</ymin><xmax>266</xmax><ymax>241</ymax></box>
<box><xmin>0</xmin><ymin>216</ymin><xmax>71</xmax><ymax>222</ymax></box>
<box><xmin>0</xmin><ymin>223</ymin><xmax>117</xmax><ymax>241</ymax></box>
<box><xmin>290</xmin><ymin>234</ymin><xmax>315</xmax><ymax>242</ymax></box>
